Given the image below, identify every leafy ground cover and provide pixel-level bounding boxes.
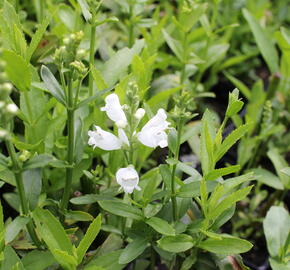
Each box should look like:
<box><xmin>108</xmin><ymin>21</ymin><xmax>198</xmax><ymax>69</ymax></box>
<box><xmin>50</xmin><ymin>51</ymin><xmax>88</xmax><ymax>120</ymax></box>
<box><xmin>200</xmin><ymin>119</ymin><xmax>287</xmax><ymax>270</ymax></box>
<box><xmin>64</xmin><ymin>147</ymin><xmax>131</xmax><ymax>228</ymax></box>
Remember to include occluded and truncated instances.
<box><xmin>0</xmin><ymin>0</ymin><xmax>289</xmax><ymax>269</ymax></box>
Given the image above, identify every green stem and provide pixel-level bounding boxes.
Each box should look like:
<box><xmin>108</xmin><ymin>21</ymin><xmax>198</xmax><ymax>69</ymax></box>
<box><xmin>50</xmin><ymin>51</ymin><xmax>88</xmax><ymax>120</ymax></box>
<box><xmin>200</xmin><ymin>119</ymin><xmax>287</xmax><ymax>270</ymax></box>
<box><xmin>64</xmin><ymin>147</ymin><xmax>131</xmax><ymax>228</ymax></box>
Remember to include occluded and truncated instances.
<box><xmin>74</xmin><ymin>79</ymin><xmax>82</xmax><ymax>108</ymax></box>
<box><xmin>150</xmin><ymin>245</ymin><xmax>156</xmax><ymax>270</ymax></box>
<box><xmin>89</xmin><ymin>21</ymin><xmax>96</xmax><ymax>97</ymax></box>
<box><xmin>60</xmin><ymin>77</ymin><xmax>75</xmax><ymax>214</ymax></box>
<box><xmin>5</xmin><ymin>140</ymin><xmax>41</xmax><ymax>248</ymax></box>
<box><xmin>128</xmin><ymin>4</ymin><xmax>134</xmax><ymax>48</ymax></box>
<box><xmin>171</xmin><ymin>118</ymin><xmax>183</xmax><ymax>222</ymax></box>
<box><xmin>23</xmin><ymin>91</ymin><xmax>33</xmax><ymax>124</ymax></box>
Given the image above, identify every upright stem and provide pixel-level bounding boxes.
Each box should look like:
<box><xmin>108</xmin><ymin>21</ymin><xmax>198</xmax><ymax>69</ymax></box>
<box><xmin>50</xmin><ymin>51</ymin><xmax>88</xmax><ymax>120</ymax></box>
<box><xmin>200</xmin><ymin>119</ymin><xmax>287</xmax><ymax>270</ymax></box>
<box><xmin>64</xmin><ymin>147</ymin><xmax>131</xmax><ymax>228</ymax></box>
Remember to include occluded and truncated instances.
<box><xmin>128</xmin><ymin>4</ymin><xmax>134</xmax><ymax>48</ymax></box>
<box><xmin>171</xmin><ymin>118</ymin><xmax>183</xmax><ymax>222</ymax></box>
<box><xmin>89</xmin><ymin>22</ymin><xmax>96</xmax><ymax>97</ymax></box>
<box><xmin>60</xmin><ymin>77</ymin><xmax>75</xmax><ymax>214</ymax></box>
<box><xmin>5</xmin><ymin>140</ymin><xmax>41</xmax><ymax>248</ymax></box>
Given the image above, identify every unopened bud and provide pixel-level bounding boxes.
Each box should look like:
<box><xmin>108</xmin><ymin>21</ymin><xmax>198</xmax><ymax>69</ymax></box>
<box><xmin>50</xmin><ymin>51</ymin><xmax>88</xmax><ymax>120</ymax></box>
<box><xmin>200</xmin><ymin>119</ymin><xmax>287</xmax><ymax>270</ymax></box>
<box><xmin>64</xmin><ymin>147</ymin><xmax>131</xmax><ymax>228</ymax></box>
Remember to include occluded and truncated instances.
<box><xmin>2</xmin><ymin>82</ymin><xmax>13</xmax><ymax>92</ymax></box>
<box><xmin>134</xmin><ymin>108</ymin><xmax>145</xmax><ymax>120</ymax></box>
<box><xmin>0</xmin><ymin>129</ymin><xmax>8</xmax><ymax>139</ymax></box>
<box><xmin>76</xmin><ymin>49</ymin><xmax>86</xmax><ymax>59</ymax></box>
<box><xmin>0</xmin><ymin>101</ymin><xmax>5</xmax><ymax>109</ymax></box>
<box><xmin>6</xmin><ymin>103</ymin><xmax>18</xmax><ymax>114</ymax></box>
<box><xmin>63</xmin><ymin>37</ymin><xmax>70</xmax><ymax>45</ymax></box>
<box><xmin>116</xmin><ymin>120</ymin><xmax>127</xmax><ymax>129</ymax></box>
<box><xmin>19</xmin><ymin>150</ymin><xmax>31</xmax><ymax>162</ymax></box>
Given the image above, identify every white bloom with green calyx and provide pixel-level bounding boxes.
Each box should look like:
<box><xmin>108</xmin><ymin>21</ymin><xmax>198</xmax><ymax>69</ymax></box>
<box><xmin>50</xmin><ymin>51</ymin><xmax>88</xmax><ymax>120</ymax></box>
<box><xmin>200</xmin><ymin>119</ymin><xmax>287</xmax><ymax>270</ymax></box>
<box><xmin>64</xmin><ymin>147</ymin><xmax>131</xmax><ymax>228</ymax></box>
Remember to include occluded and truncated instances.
<box><xmin>88</xmin><ymin>126</ymin><xmax>122</xmax><ymax>151</ymax></box>
<box><xmin>137</xmin><ymin>109</ymin><xmax>170</xmax><ymax>148</ymax></box>
<box><xmin>101</xmin><ymin>93</ymin><xmax>127</xmax><ymax>128</ymax></box>
<box><xmin>116</xmin><ymin>166</ymin><xmax>141</xmax><ymax>194</ymax></box>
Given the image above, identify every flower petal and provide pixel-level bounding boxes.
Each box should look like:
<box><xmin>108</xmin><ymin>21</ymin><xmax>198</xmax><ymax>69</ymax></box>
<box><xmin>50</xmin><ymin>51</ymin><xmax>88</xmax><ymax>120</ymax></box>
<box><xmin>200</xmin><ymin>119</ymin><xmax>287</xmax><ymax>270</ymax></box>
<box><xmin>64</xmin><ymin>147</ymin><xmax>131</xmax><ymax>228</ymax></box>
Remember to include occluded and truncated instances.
<box><xmin>88</xmin><ymin>126</ymin><xmax>122</xmax><ymax>151</ymax></box>
<box><xmin>116</xmin><ymin>166</ymin><xmax>140</xmax><ymax>194</ymax></box>
<box><xmin>101</xmin><ymin>93</ymin><xmax>127</xmax><ymax>125</ymax></box>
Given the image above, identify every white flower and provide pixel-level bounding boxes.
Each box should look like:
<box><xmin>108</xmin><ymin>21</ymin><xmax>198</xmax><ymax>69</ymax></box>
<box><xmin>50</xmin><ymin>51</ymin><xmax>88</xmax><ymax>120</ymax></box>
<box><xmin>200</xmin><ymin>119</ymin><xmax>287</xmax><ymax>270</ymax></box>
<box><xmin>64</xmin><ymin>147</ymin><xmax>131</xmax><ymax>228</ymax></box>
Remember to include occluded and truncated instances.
<box><xmin>118</xmin><ymin>128</ymin><xmax>129</xmax><ymax>146</ymax></box>
<box><xmin>88</xmin><ymin>126</ymin><xmax>122</xmax><ymax>151</ymax></box>
<box><xmin>137</xmin><ymin>109</ymin><xmax>169</xmax><ymax>148</ymax></box>
<box><xmin>134</xmin><ymin>108</ymin><xmax>145</xmax><ymax>120</ymax></box>
<box><xmin>116</xmin><ymin>166</ymin><xmax>141</xmax><ymax>194</ymax></box>
<box><xmin>101</xmin><ymin>93</ymin><xmax>127</xmax><ymax>126</ymax></box>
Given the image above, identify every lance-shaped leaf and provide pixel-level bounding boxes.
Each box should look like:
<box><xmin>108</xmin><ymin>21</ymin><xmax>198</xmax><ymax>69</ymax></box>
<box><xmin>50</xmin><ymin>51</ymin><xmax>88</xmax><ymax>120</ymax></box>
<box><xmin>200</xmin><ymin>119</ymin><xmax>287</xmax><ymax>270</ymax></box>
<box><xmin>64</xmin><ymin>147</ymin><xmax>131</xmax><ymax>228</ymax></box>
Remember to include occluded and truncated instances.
<box><xmin>40</xmin><ymin>65</ymin><xmax>67</xmax><ymax>106</ymax></box>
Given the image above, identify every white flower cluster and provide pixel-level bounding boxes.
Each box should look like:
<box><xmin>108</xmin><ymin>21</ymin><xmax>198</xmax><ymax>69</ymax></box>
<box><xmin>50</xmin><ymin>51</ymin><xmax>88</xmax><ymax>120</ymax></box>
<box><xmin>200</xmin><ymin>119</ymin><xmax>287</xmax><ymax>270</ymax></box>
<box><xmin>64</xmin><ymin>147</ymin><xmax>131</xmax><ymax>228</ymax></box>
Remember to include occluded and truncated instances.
<box><xmin>88</xmin><ymin>93</ymin><xmax>170</xmax><ymax>194</ymax></box>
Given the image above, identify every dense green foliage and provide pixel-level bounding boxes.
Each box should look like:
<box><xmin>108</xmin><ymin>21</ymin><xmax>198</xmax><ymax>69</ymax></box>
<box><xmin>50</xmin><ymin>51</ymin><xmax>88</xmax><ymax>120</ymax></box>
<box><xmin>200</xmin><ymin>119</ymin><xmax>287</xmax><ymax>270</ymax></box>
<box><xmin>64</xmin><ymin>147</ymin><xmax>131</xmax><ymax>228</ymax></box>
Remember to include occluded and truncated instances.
<box><xmin>0</xmin><ymin>0</ymin><xmax>289</xmax><ymax>269</ymax></box>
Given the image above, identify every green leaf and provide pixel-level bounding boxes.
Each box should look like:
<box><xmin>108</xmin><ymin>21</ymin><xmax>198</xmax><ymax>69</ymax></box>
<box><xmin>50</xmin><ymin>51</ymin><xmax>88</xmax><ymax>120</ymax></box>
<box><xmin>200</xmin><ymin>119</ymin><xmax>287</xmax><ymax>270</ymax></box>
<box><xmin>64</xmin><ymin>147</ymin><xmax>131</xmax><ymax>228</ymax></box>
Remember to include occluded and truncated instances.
<box><xmin>157</xmin><ymin>234</ymin><xmax>194</xmax><ymax>253</ymax></box>
<box><xmin>267</xmin><ymin>149</ymin><xmax>290</xmax><ymax>188</ymax></box>
<box><xmin>32</xmin><ymin>208</ymin><xmax>73</xmax><ymax>256</ymax></box>
<box><xmin>208</xmin><ymin>186</ymin><xmax>253</xmax><ymax>221</ymax></box>
<box><xmin>224</xmin><ymin>72</ymin><xmax>250</xmax><ymax>99</ymax></box>
<box><xmin>98</xmin><ymin>200</ymin><xmax>144</xmax><ymax>220</ymax></box>
<box><xmin>263</xmin><ymin>206</ymin><xmax>290</xmax><ymax>258</ymax></box>
<box><xmin>223</xmin><ymin>172</ymin><xmax>255</xmax><ymax>193</ymax></box>
<box><xmin>40</xmin><ymin>65</ymin><xmax>67</xmax><ymax>106</ymax></box>
<box><xmin>252</xmin><ymin>168</ymin><xmax>284</xmax><ymax>190</ymax></box>
<box><xmin>206</xmin><ymin>165</ymin><xmax>240</xmax><ymax>181</ymax></box>
<box><xmin>200</xmin><ymin>111</ymin><xmax>215</xmax><ymax>174</ymax></box>
<box><xmin>27</xmin><ymin>12</ymin><xmax>53</xmax><ymax>61</ymax></box>
<box><xmin>5</xmin><ymin>216</ymin><xmax>30</xmax><ymax>243</ymax></box>
<box><xmin>119</xmin><ymin>236</ymin><xmax>148</xmax><ymax>264</ymax></box>
<box><xmin>198</xmin><ymin>234</ymin><xmax>253</xmax><ymax>254</ymax></box>
<box><xmin>23</xmin><ymin>154</ymin><xmax>54</xmax><ymax>170</ymax></box>
<box><xmin>76</xmin><ymin>214</ymin><xmax>102</xmax><ymax>264</ymax></box>
<box><xmin>75</xmin><ymin>86</ymin><xmax>113</xmax><ymax>109</ymax></box>
<box><xmin>21</xmin><ymin>250</ymin><xmax>55</xmax><ymax>270</ymax></box>
<box><xmin>243</xmin><ymin>9</ymin><xmax>279</xmax><ymax>74</ymax></box>
<box><xmin>70</xmin><ymin>194</ymin><xmax>114</xmax><ymax>205</ymax></box>
<box><xmin>159</xmin><ymin>164</ymin><xmax>172</xmax><ymax>191</ymax></box>
<box><xmin>162</xmin><ymin>29</ymin><xmax>183</xmax><ymax>61</ymax></box>
<box><xmin>3</xmin><ymin>50</ymin><xmax>31</xmax><ymax>91</ymax></box>
<box><xmin>281</xmin><ymin>167</ymin><xmax>290</xmax><ymax>176</ymax></box>
<box><xmin>269</xmin><ymin>259</ymin><xmax>289</xmax><ymax>270</ymax></box>
<box><xmin>1</xmin><ymin>246</ymin><xmax>25</xmax><ymax>270</ymax></box>
<box><xmin>214</xmin><ymin>124</ymin><xmax>250</xmax><ymax>163</ymax></box>
<box><xmin>86</xmin><ymin>250</ymin><xmax>126</xmax><ymax>270</ymax></box>
<box><xmin>147</xmin><ymin>86</ymin><xmax>182</xmax><ymax>108</ymax></box>
<box><xmin>23</xmin><ymin>169</ymin><xmax>42</xmax><ymax>210</ymax></box>
<box><xmin>66</xmin><ymin>210</ymin><xmax>94</xmax><ymax>222</ymax></box>
<box><xmin>91</xmin><ymin>65</ymin><xmax>108</xmax><ymax>90</ymax></box>
<box><xmin>177</xmin><ymin>180</ymin><xmax>217</xmax><ymax>198</ymax></box>
<box><xmin>53</xmin><ymin>249</ymin><xmax>77</xmax><ymax>270</ymax></box>
<box><xmin>77</xmin><ymin>0</ymin><xmax>92</xmax><ymax>22</ymax></box>
<box><xmin>102</xmin><ymin>40</ymin><xmax>144</xmax><ymax>87</ymax></box>
<box><xmin>146</xmin><ymin>217</ymin><xmax>175</xmax><ymax>236</ymax></box>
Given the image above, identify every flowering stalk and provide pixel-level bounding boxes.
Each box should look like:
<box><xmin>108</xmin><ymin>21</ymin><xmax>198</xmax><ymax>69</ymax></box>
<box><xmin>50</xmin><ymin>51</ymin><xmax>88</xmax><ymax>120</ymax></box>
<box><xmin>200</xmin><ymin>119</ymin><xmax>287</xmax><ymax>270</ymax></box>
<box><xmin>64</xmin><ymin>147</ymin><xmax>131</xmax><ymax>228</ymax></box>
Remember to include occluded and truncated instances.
<box><xmin>170</xmin><ymin>118</ymin><xmax>183</xmax><ymax>222</ymax></box>
<box><xmin>60</xmin><ymin>76</ymin><xmax>75</xmax><ymax>214</ymax></box>
<box><xmin>88</xmin><ymin>17</ymin><xmax>96</xmax><ymax>97</ymax></box>
<box><xmin>4</xmin><ymin>120</ymin><xmax>41</xmax><ymax>248</ymax></box>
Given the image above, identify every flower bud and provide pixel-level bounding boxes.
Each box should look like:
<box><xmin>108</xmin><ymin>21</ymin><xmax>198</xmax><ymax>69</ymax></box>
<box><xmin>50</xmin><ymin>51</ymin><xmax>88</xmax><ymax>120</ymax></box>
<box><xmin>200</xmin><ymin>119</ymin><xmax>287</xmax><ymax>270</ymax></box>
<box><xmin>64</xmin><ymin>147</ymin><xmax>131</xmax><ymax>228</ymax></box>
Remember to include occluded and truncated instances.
<box><xmin>19</xmin><ymin>150</ymin><xmax>31</xmax><ymax>162</ymax></box>
<box><xmin>0</xmin><ymin>101</ymin><xmax>5</xmax><ymax>109</ymax></box>
<box><xmin>6</xmin><ymin>103</ymin><xmax>18</xmax><ymax>114</ymax></box>
<box><xmin>0</xmin><ymin>129</ymin><xmax>8</xmax><ymax>140</ymax></box>
<box><xmin>0</xmin><ymin>72</ymin><xmax>8</xmax><ymax>81</ymax></box>
<box><xmin>116</xmin><ymin>120</ymin><xmax>127</xmax><ymax>129</ymax></box>
<box><xmin>70</xmin><ymin>60</ymin><xmax>88</xmax><ymax>77</ymax></box>
<box><xmin>0</xmin><ymin>60</ymin><xmax>6</xmax><ymax>69</ymax></box>
<box><xmin>63</xmin><ymin>37</ymin><xmax>70</xmax><ymax>45</ymax></box>
<box><xmin>76</xmin><ymin>49</ymin><xmax>86</xmax><ymax>59</ymax></box>
<box><xmin>134</xmin><ymin>108</ymin><xmax>145</xmax><ymax>120</ymax></box>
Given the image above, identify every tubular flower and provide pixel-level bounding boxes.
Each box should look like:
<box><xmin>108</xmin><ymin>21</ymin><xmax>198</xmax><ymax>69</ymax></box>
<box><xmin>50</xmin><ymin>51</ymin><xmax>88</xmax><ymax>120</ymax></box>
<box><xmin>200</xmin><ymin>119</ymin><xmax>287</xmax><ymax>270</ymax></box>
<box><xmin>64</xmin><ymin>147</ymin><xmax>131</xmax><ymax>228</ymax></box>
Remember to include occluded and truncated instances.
<box><xmin>88</xmin><ymin>126</ymin><xmax>122</xmax><ymax>151</ymax></box>
<box><xmin>137</xmin><ymin>109</ymin><xmax>170</xmax><ymax>148</ymax></box>
<box><xmin>116</xmin><ymin>166</ymin><xmax>141</xmax><ymax>194</ymax></box>
<box><xmin>101</xmin><ymin>93</ymin><xmax>127</xmax><ymax>128</ymax></box>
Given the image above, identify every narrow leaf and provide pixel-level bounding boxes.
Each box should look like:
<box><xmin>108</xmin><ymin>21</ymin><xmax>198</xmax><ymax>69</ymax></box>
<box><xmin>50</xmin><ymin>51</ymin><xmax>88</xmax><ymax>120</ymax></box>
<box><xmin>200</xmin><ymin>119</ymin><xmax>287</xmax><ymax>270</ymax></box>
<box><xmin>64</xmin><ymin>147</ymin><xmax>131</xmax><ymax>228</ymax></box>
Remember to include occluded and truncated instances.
<box><xmin>76</xmin><ymin>214</ymin><xmax>102</xmax><ymax>264</ymax></box>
